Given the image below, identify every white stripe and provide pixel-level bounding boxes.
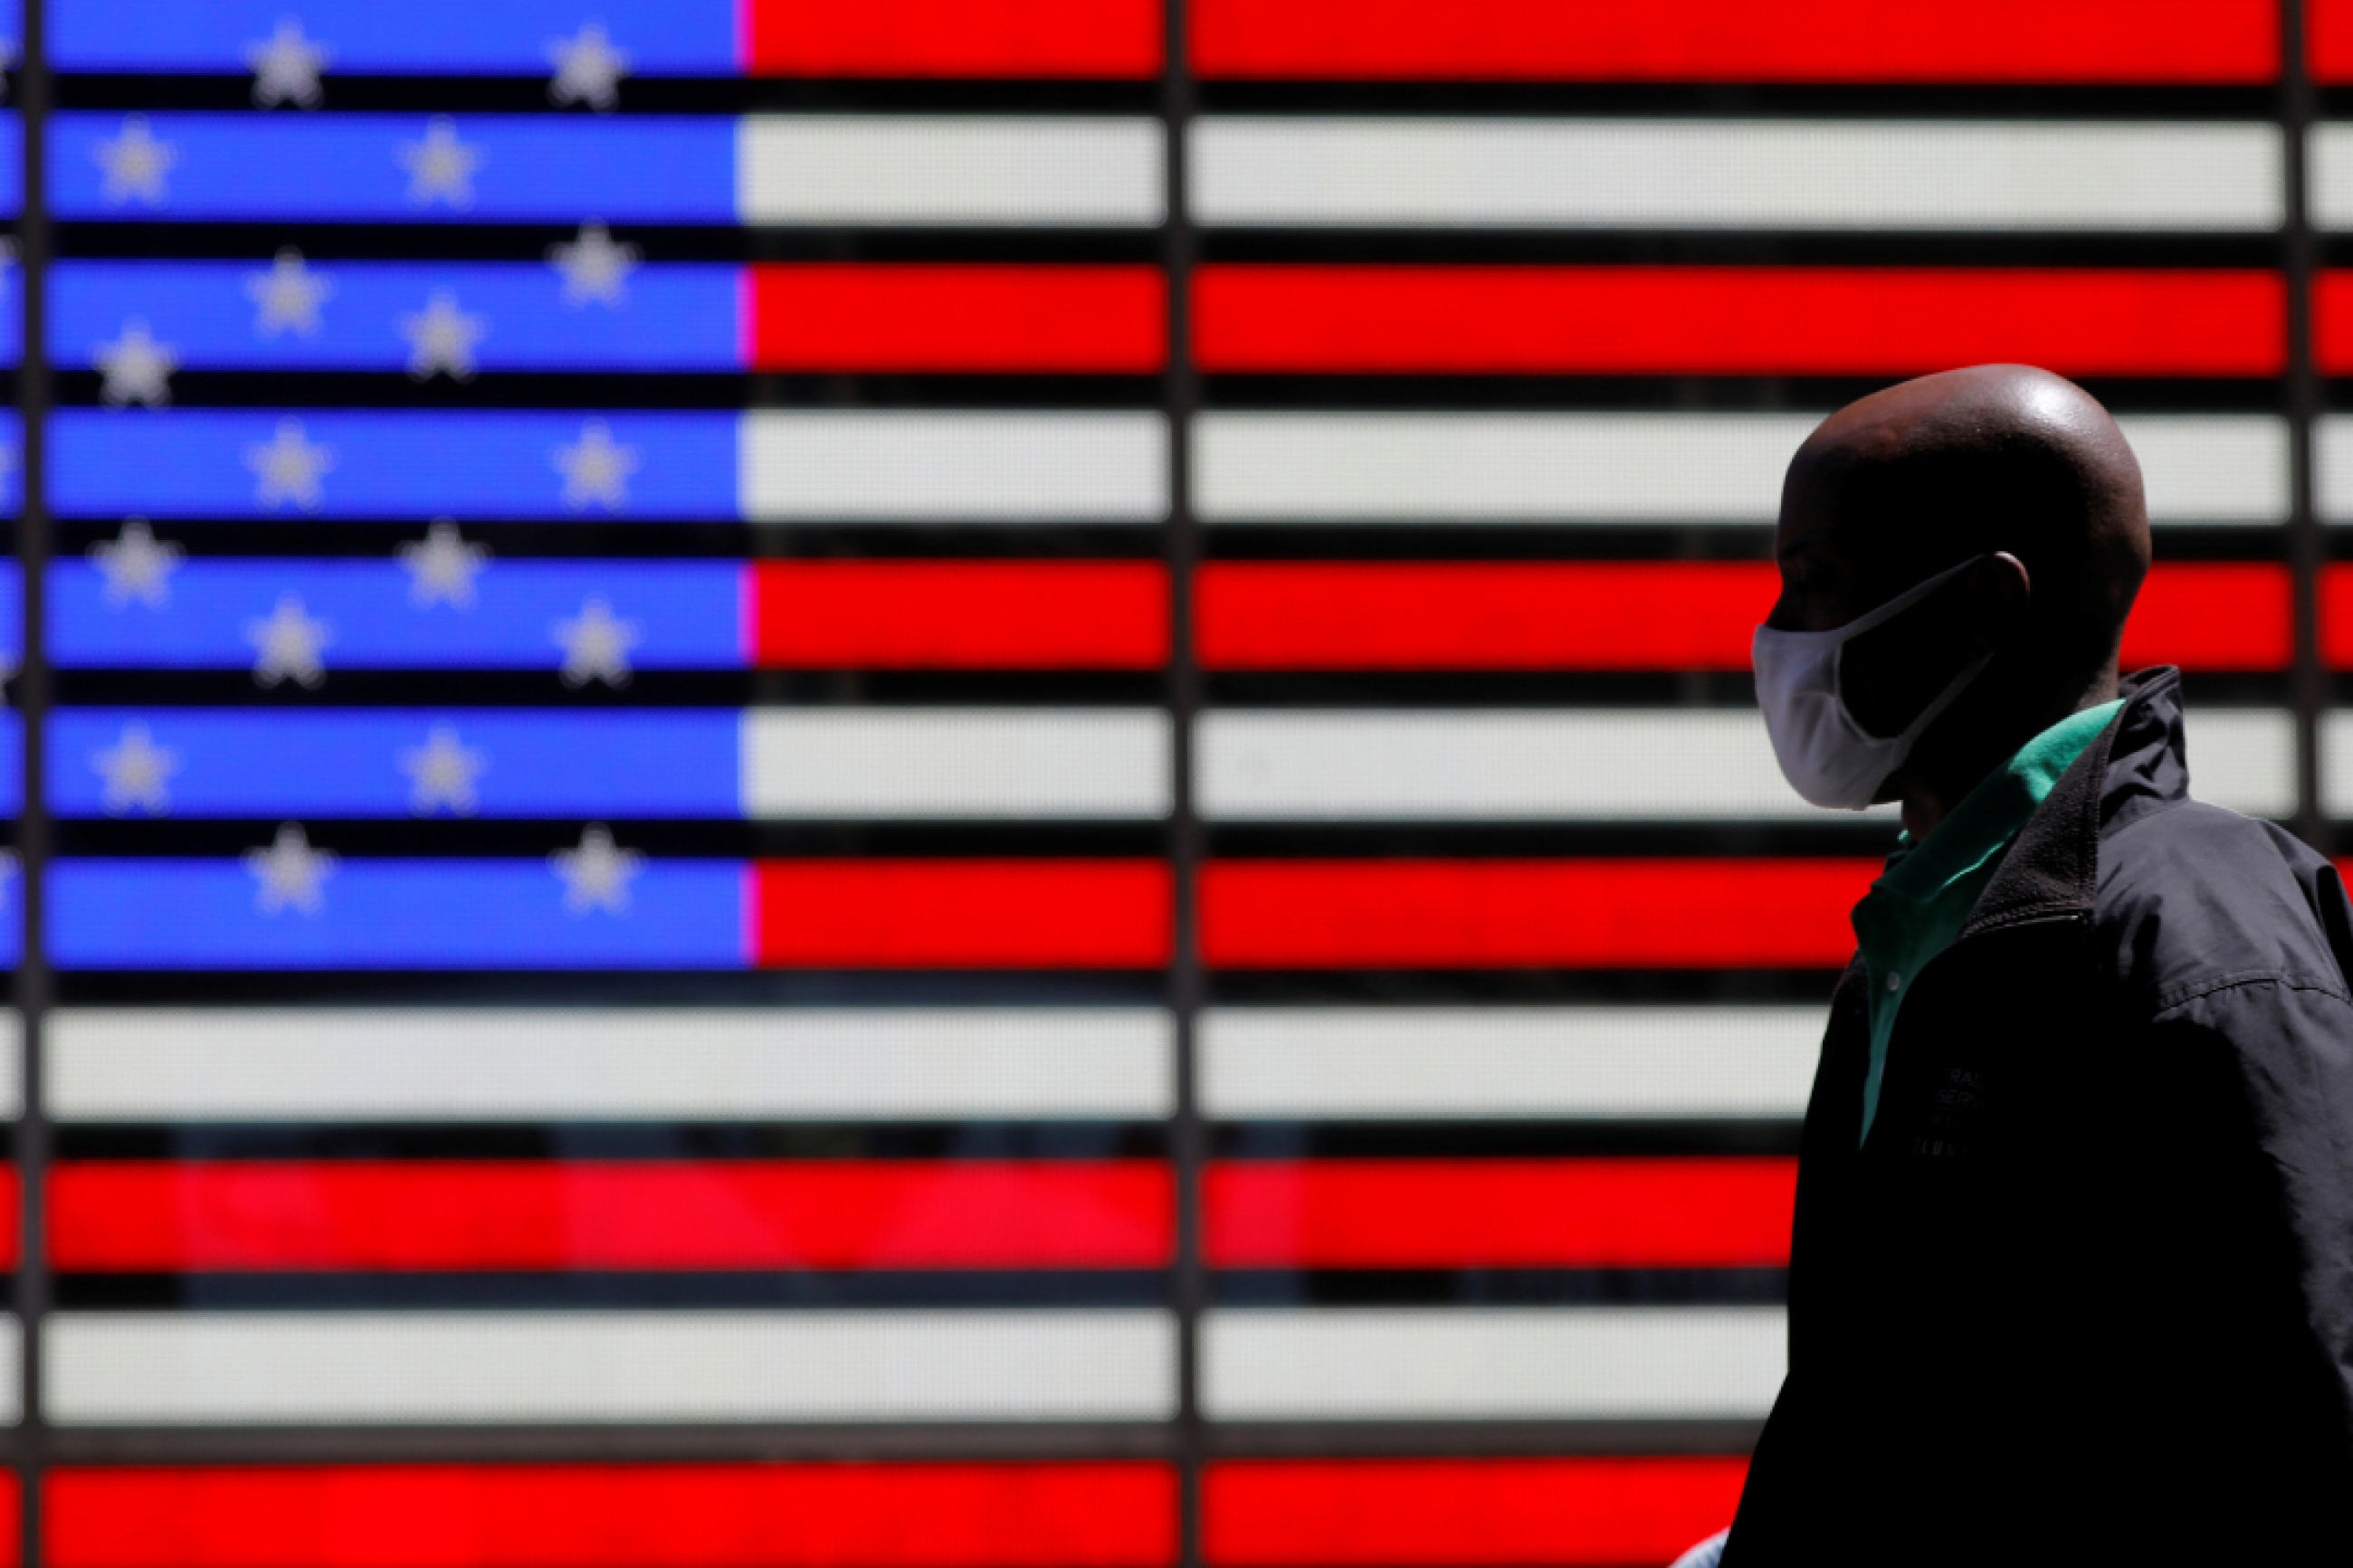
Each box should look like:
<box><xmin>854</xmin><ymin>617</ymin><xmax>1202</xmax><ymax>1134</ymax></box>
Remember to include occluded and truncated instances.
<box><xmin>2310</xmin><ymin>416</ymin><xmax>2353</xmax><ymax>520</ymax></box>
<box><xmin>736</xmin><ymin>117</ymin><xmax>1163</xmax><ymax>227</ymax></box>
<box><xmin>1196</xmin><ymin>413</ymin><xmax>1809</xmax><ymax>525</ymax></box>
<box><xmin>45</xmin><ymin>1008</ymin><xmax>1174</xmax><ymax>1122</ymax></box>
<box><xmin>1199</xmin><ymin>708</ymin><xmax>2293</xmax><ymax>822</ymax></box>
<box><xmin>46</xmin><ymin>1311</ymin><xmax>1175</xmax><ymax>1426</ymax></box>
<box><xmin>2118</xmin><ymin>414</ymin><xmax>2290</xmax><ymax>527</ymax></box>
<box><xmin>1200</xmin><ymin>709</ymin><xmax>1843</xmax><ymax>822</ymax></box>
<box><xmin>2306</xmin><ymin>124</ymin><xmax>2353</xmax><ymax>231</ymax></box>
<box><xmin>738</xmin><ymin>411</ymin><xmax>1167</xmax><ymax>523</ymax></box>
<box><xmin>2310</xmin><ymin>713</ymin><xmax>2353</xmax><ymax>817</ymax></box>
<box><xmin>0</xmin><ymin>1013</ymin><xmax>23</xmax><ymax>1119</ymax></box>
<box><xmin>1193</xmin><ymin>119</ymin><xmax>2281</xmax><ymax>231</ymax></box>
<box><xmin>1201</xmin><ymin>1006</ymin><xmax>1820</xmax><ymax>1120</ymax></box>
<box><xmin>1195</xmin><ymin>413</ymin><xmax>2281</xmax><ymax>527</ymax></box>
<box><xmin>1202</xmin><ymin>1307</ymin><xmax>1785</xmax><ymax>1421</ymax></box>
<box><xmin>2186</xmin><ymin>709</ymin><xmax>2298</xmax><ymax>821</ymax></box>
<box><xmin>0</xmin><ymin>1320</ymin><xmax>23</xmax><ymax>1423</ymax></box>
<box><xmin>742</xmin><ymin>709</ymin><xmax>1169</xmax><ymax>819</ymax></box>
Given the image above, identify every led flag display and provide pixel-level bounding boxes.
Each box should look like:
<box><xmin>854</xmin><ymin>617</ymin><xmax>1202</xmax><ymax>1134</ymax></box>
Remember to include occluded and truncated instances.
<box><xmin>4</xmin><ymin>1</ymin><xmax>2342</xmax><ymax>1564</ymax></box>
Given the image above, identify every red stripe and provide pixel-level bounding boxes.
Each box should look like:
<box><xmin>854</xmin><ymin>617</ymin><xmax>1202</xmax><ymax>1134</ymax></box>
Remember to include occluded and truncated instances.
<box><xmin>1190</xmin><ymin>0</ymin><xmax>2276</xmax><ymax>83</ymax></box>
<box><xmin>0</xmin><ymin>1167</ymin><xmax>20</xmax><ymax>1271</ymax></box>
<box><xmin>2310</xmin><ymin>272</ymin><xmax>2353</xmax><ymax>373</ymax></box>
<box><xmin>746</xmin><ymin>267</ymin><xmax>1166</xmax><ymax>374</ymax></box>
<box><xmin>1205</xmin><ymin>1159</ymin><xmax>1796</xmax><ymax>1268</ymax></box>
<box><xmin>1200</xmin><ymin>859</ymin><xmax>1873</xmax><ymax>969</ymax></box>
<box><xmin>2124</xmin><ymin>563</ymin><xmax>2291</xmax><ymax>671</ymax></box>
<box><xmin>1204</xmin><ymin>1458</ymin><xmax>1747</xmax><ymax>1567</ymax></box>
<box><xmin>754</xmin><ymin>860</ymin><xmax>1172</xmax><ymax>968</ymax></box>
<box><xmin>2314</xmin><ymin>565</ymin><xmax>2353</xmax><ymax>669</ymax></box>
<box><xmin>1192</xmin><ymin>266</ymin><xmax>2284</xmax><ymax>377</ymax></box>
<box><xmin>1196</xmin><ymin>562</ymin><xmax>2281</xmax><ymax>673</ymax></box>
<box><xmin>748</xmin><ymin>563</ymin><xmax>1168</xmax><ymax>670</ymax></box>
<box><xmin>2313</xmin><ymin>0</ymin><xmax>2353</xmax><ymax>80</ymax></box>
<box><xmin>743</xmin><ymin>0</ymin><xmax>1163</xmax><ymax>78</ymax></box>
<box><xmin>1196</xmin><ymin>562</ymin><xmax>1773</xmax><ymax>671</ymax></box>
<box><xmin>46</xmin><ymin>1464</ymin><xmax>1173</xmax><ymax>1568</ymax></box>
<box><xmin>48</xmin><ymin>1162</ymin><xmax>1171</xmax><ymax>1272</ymax></box>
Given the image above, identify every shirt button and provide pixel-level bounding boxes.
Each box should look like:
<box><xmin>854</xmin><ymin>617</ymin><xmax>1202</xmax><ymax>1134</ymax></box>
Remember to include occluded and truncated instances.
<box><xmin>1886</xmin><ymin>973</ymin><xmax>1903</xmax><ymax>993</ymax></box>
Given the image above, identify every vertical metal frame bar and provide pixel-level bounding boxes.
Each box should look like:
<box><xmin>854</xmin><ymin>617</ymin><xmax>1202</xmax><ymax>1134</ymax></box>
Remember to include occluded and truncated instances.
<box><xmin>14</xmin><ymin>0</ymin><xmax>52</xmax><ymax>1556</ymax></box>
<box><xmin>1161</xmin><ymin>4</ymin><xmax>1208</xmax><ymax>1565</ymax></box>
<box><xmin>2286</xmin><ymin>1</ymin><xmax>2331</xmax><ymax>855</ymax></box>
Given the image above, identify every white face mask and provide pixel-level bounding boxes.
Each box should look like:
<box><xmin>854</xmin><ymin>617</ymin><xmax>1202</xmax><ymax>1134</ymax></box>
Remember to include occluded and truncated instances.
<box><xmin>1751</xmin><ymin>555</ymin><xmax>1993</xmax><ymax>811</ymax></box>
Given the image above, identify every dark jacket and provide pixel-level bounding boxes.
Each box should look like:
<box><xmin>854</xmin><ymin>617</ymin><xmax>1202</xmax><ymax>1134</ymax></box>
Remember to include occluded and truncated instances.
<box><xmin>1724</xmin><ymin>669</ymin><xmax>2353</xmax><ymax>1563</ymax></box>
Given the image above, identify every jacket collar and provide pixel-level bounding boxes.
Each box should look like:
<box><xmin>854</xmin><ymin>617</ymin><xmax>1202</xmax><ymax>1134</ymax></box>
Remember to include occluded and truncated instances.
<box><xmin>1957</xmin><ymin>666</ymin><xmax>2186</xmax><ymax>937</ymax></box>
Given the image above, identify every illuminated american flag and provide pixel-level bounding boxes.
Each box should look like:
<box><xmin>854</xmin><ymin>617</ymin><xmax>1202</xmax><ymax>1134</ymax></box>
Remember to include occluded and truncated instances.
<box><xmin>0</xmin><ymin>1</ymin><xmax>2343</xmax><ymax>1564</ymax></box>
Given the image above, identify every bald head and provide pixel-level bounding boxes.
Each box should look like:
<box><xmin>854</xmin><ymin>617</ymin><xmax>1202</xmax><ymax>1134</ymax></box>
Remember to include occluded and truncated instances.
<box><xmin>1778</xmin><ymin>365</ymin><xmax>2152</xmax><ymax>676</ymax></box>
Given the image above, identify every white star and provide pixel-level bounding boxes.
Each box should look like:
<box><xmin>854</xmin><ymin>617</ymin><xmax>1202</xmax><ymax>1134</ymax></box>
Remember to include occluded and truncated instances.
<box><xmin>552</xmin><ymin>597</ymin><xmax>637</xmax><ymax>689</ymax></box>
<box><xmin>400</xmin><ymin>724</ymin><xmax>487</xmax><ymax>816</ymax></box>
<box><xmin>96</xmin><ymin>115</ymin><xmax>177</xmax><ymax>207</ymax></box>
<box><xmin>245</xmin><ymin>594</ymin><xmax>333</xmax><ymax>689</ymax></box>
<box><xmin>552</xmin><ymin>420</ymin><xmax>639</xmax><ymax>512</ymax></box>
<box><xmin>245</xmin><ymin>248</ymin><xmax>334</xmax><ymax>338</ymax></box>
<box><xmin>93</xmin><ymin>723</ymin><xmax>180</xmax><ymax>817</ymax></box>
<box><xmin>397</xmin><ymin>520</ymin><xmax>488</xmax><ymax>609</ymax></box>
<box><xmin>246</xmin><ymin>17</ymin><xmax>329</xmax><ymax>109</ymax></box>
<box><xmin>244</xmin><ymin>417</ymin><xmax>336</xmax><ymax>511</ymax></box>
<box><xmin>95</xmin><ymin>318</ymin><xmax>177</xmax><ymax>407</ymax></box>
<box><xmin>397</xmin><ymin>117</ymin><xmax>484</xmax><ymax>208</ymax></box>
<box><xmin>0</xmin><ymin>852</ymin><xmax>20</xmax><ymax>913</ymax></box>
<box><xmin>548</xmin><ymin>223</ymin><xmax>639</xmax><ymax>309</ymax></box>
<box><xmin>245</xmin><ymin>823</ymin><xmax>337</xmax><ymax>916</ymax></box>
<box><xmin>398</xmin><ymin>289</ymin><xmax>488</xmax><ymax>381</ymax></box>
<box><xmin>550</xmin><ymin>825</ymin><xmax>642</xmax><ymax>915</ymax></box>
<box><xmin>91</xmin><ymin>519</ymin><xmax>184</xmax><ymax>609</ymax></box>
<box><xmin>548</xmin><ymin>23</ymin><xmax>631</xmax><ymax>111</ymax></box>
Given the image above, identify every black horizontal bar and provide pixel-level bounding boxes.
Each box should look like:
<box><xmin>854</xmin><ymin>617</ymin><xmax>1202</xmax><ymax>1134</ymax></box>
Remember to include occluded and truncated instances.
<box><xmin>1211</xmin><ymin>1119</ymin><xmax>1803</xmax><ymax>1160</ymax></box>
<box><xmin>51</xmin><ymin>969</ymin><xmax>1172</xmax><ymax>1007</ymax></box>
<box><xmin>53</xmin><ymin>73</ymin><xmax>1159</xmax><ymax>117</ymax></box>
<box><xmin>51</xmin><ymin>518</ymin><xmax>1171</xmax><ymax>561</ymax></box>
<box><xmin>52</xmin><ymin>669</ymin><xmax>1172</xmax><ymax>708</ymax></box>
<box><xmin>0</xmin><ymin>1417</ymin><xmax>1765</xmax><ymax>1466</ymax></box>
<box><xmin>57</xmin><ymin>1121</ymin><xmax>1170</xmax><ymax>1163</ymax></box>
<box><xmin>52</xmin><ymin>819</ymin><xmax>1171</xmax><ymax>860</ymax></box>
<box><xmin>49</xmin><ymin>371</ymin><xmax>1167</xmax><ymax>411</ymax></box>
<box><xmin>55</xmin><ymin>1268</ymin><xmax>1173</xmax><ymax>1311</ymax></box>
<box><xmin>1213</xmin><ymin>1266</ymin><xmax>1788</xmax><ymax>1307</ymax></box>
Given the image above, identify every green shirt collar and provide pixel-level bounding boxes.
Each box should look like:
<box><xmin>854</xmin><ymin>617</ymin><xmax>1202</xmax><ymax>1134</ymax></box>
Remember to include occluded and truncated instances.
<box><xmin>1876</xmin><ymin>698</ymin><xmax>2125</xmax><ymax>907</ymax></box>
<box><xmin>1848</xmin><ymin>698</ymin><xmax>2122</xmax><ymax>1145</ymax></box>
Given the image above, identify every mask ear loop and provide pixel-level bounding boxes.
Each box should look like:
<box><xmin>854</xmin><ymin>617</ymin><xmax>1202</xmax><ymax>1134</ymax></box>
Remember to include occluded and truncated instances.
<box><xmin>1826</xmin><ymin>554</ymin><xmax>1997</xmax><ymax>727</ymax></box>
<box><xmin>1829</xmin><ymin>647</ymin><xmax>1993</xmax><ymax>813</ymax></box>
<box><xmin>1888</xmin><ymin>649</ymin><xmax>1995</xmax><ymax>752</ymax></box>
<box><xmin>1766</xmin><ymin>552</ymin><xmax>1993</xmax><ymax>657</ymax></box>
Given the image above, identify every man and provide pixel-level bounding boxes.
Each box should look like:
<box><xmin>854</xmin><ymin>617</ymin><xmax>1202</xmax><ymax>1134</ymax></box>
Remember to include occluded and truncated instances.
<box><xmin>1714</xmin><ymin>366</ymin><xmax>2353</xmax><ymax>1563</ymax></box>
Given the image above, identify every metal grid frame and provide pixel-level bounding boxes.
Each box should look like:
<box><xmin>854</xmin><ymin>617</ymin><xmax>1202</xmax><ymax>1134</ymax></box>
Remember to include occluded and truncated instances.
<box><xmin>1</xmin><ymin>3</ymin><xmax>2337</xmax><ymax>1564</ymax></box>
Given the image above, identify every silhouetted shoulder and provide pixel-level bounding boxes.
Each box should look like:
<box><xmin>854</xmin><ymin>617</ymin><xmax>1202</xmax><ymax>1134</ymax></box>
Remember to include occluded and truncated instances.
<box><xmin>2095</xmin><ymin>798</ymin><xmax>2353</xmax><ymax>1011</ymax></box>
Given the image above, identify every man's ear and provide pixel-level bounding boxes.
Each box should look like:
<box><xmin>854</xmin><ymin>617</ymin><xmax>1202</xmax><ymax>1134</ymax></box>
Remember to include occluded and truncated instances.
<box><xmin>1964</xmin><ymin>552</ymin><xmax>2031</xmax><ymax>653</ymax></box>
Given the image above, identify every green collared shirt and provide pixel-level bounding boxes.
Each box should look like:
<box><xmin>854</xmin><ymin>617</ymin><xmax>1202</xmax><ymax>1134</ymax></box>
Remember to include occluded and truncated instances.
<box><xmin>1850</xmin><ymin>699</ymin><xmax>2123</xmax><ymax>1144</ymax></box>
